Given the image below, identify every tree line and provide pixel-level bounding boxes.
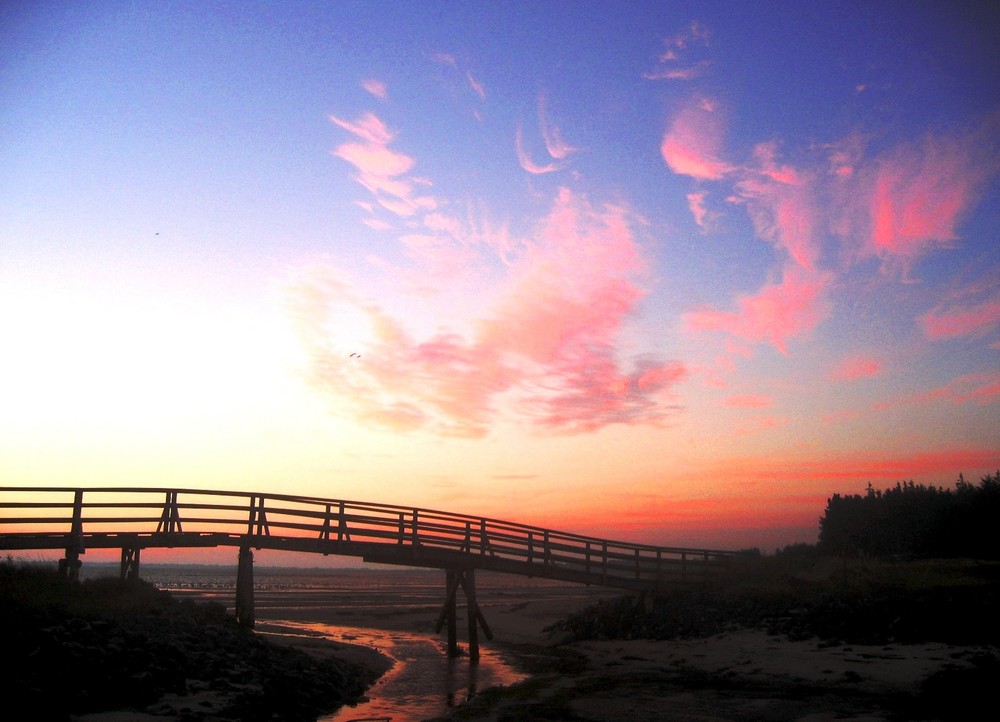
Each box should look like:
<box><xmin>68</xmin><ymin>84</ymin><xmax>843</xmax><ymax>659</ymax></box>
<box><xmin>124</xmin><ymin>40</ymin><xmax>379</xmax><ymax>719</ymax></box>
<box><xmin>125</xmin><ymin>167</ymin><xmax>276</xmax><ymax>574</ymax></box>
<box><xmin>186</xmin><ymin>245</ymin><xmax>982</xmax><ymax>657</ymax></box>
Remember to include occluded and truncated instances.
<box><xmin>817</xmin><ymin>471</ymin><xmax>1000</xmax><ymax>559</ymax></box>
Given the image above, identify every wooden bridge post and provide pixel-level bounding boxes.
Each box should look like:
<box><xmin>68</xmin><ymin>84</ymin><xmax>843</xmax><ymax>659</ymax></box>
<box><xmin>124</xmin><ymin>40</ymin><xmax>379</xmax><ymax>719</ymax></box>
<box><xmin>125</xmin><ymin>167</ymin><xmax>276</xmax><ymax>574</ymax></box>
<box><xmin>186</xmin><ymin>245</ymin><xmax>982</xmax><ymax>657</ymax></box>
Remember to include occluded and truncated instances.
<box><xmin>120</xmin><ymin>545</ymin><xmax>140</xmax><ymax>584</ymax></box>
<box><xmin>235</xmin><ymin>546</ymin><xmax>255</xmax><ymax>629</ymax></box>
<box><xmin>463</xmin><ymin>568</ymin><xmax>480</xmax><ymax>662</ymax></box>
<box><xmin>446</xmin><ymin>570</ymin><xmax>459</xmax><ymax>657</ymax></box>
<box><xmin>435</xmin><ymin>567</ymin><xmax>492</xmax><ymax>662</ymax></box>
<box><xmin>436</xmin><ymin>570</ymin><xmax>461</xmax><ymax>657</ymax></box>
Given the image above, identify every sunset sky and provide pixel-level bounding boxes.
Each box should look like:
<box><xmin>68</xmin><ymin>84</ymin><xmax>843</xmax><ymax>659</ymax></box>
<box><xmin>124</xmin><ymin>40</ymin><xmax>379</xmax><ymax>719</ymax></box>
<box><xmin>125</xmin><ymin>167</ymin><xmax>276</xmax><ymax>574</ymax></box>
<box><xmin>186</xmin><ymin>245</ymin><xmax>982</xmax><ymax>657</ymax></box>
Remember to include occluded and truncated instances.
<box><xmin>2</xmin><ymin>2</ymin><xmax>999</xmax><ymax>554</ymax></box>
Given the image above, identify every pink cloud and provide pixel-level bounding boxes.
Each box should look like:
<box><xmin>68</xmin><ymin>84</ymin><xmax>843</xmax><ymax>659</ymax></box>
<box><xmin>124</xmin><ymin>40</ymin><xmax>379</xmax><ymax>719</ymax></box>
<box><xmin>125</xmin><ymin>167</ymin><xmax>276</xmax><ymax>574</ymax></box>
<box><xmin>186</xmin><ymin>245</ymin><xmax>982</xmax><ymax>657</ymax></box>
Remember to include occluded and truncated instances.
<box><xmin>515</xmin><ymin>95</ymin><xmax>579</xmax><ymax>174</ymax></box>
<box><xmin>331</xmin><ymin>112</ymin><xmax>440</xmax><ymax>221</ymax></box>
<box><xmin>874</xmin><ymin>370</ymin><xmax>1000</xmax><ymax>410</ymax></box>
<box><xmin>329</xmin><ymin>112</ymin><xmax>394</xmax><ymax>145</ymax></box>
<box><xmin>515</xmin><ymin>124</ymin><xmax>565</xmax><ymax>174</ymax></box>
<box><xmin>361</xmin><ymin>78</ymin><xmax>387</xmax><ymax>99</ymax></box>
<box><xmin>645</xmin><ymin>21</ymin><xmax>712</xmax><ymax>81</ymax></box>
<box><xmin>724</xmin><ymin>394</ymin><xmax>772</xmax><ymax>408</ymax></box>
<box><xmin>737</xmin><ymin>142</ymin><xmax>820</xmax><ymax>271</ymax></box>
<box><xmin>466</xmin><ymin>71</ymin><xmax>485</xmax><ymax>99</ymax></box>
<box><xmin>921</xmin><ymin>298</ymin><xmax>1000</xmax><ymax>340</ymax></box>
<box><xmin>830</xmin><ymin>354</ymin><xmax>881</xmax><ymax>381</ymax></box>
<box><xmin>848</xmin><ymin>118</ymin><xmax>999</xmax><ymax>267</ymax></box>
<box><xmin>538</xmin><ymin>93</ymin><xmax>579</xmax><ymax>161</ymax></box>
<box><xmin>821</xmin><ymin>409</ymin><xmax>861</xmax><ymax>425</ymax></box>
<box><xmin>683</xmin><ymin>267</ymin><xmax>830</xmax><ymax>354</ymax></box>
<box><xmin>660</xmin><ymin>98</ymin><xmax>733</xmax><ymax>180</ymax></box>
<box><xmin>288</xmin><ymin>189</ymin><xmax>686</xmax><ymax>436</ymax></box>
<box><xmin>719</xmin><ymin>447</ymin><xmax>1000</xmax><ymax>486</ymax></box>
<box><xmin>334</xmin><ymin>142</ymin><xmax>414</xmax><ymax>178</ymax></box>
<box><xmin>686</xmin><ymin>191</ymin><xmax>708</xmax><ymax>229</ymax></box>
<box><xmin>736</xmin><ymin>414</ymin><xmax>789</xmax><ymax>436</ymax></box>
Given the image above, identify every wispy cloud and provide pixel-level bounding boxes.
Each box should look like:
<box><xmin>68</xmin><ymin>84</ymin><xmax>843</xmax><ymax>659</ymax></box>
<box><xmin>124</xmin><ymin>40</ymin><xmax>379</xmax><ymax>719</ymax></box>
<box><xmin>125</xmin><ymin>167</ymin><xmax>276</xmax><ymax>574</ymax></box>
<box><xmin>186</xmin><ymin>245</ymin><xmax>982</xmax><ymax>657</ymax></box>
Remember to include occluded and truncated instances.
<box><xmin>431</xmin><ymin>51</ymin><xmax>487</xmax><ymax>104</ymax></box>
<box><xmin>686</xmin><ymin>191</ymin><xmax>709</xmax><ymax>229</ymax></box>
<box><xmin>874</xmin><ymin>371</ymin><xmax>1000</xmax><ymax>410</ymax></box>
<box><xmin>830</xmin><ymin>354</ymin><xmax>881</xmax><ymax>381</ymax></box>
<box><xmin>644</xmin><ymin>21</ymin><xmax>712</xmax><ymax>81</ymax></box>
<box><xmin>661</xmin><ymin>97</ymin><xmax>733</xmax><ymax>180</ymax></box>
<box><xmin>736</xmin><ymin>414</ymin><xmax>789</xmax><ymax>436</ymax></box>
<box><xmin>920</xmin><ymin>275</ymin><xmax>1000</xmax><ymax>340</ymax></box>
<box><xmin>716</xmin><ymin>447</ymin><xmax>1000</xmax><ymax>485</ymax></box>
<box><xmin>330</xmin><ymin>111</ymin><xmax>437</xmax><ymax>219</ymax></box>
<box><xmin>515</xmin><ymin>124</ymin><xmax>564</xmax><ymax>174</ymax></box>
<box><xmin>840</xmin><ymin>116</ymin><xmax>1000</xmax><ymax>274</ymax></box>
<box><xmin>515</xmin><ymin>93</ymin><xmax>580</xmax><ymax>174</ymax></box>
<box><xmin>684</xmin><ymin>266</ymin><xmax>830</xmax><ymax>354</ymax></box>
<box><xmin>362</xmin><ymin>78</ymin><xmax>387</xmax><ymax>99</ymax></box>
<box><xmin>724</xmin><ymin>394</ymin><xmax>772</xmax><ymax>408</ymax></box>
<box><xmin>538</xmin><ymin>93</ymin><xmax>579</xmax><ymax>160</ymax></box>
<box><xmin>737</xmin><ymin>141</ymin><xmax>820</xmax><ymax>271</ymax></box>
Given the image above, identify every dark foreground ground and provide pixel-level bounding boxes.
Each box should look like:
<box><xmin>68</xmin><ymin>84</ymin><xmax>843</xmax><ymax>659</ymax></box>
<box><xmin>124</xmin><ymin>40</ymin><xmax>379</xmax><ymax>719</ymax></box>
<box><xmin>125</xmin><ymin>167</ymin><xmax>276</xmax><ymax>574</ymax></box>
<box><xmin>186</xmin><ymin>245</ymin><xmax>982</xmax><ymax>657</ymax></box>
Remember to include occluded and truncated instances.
<box><xmin>0</xmin><ymin>561</ymin><xmax>387</xmax><ymax>722</ymax></box>
<box><xmin>4</xmin><ymin>555</ymin><xmax>1000</xmax><ymax>722</ymax></box>
<box><xmin>439</xmin><ymin>555</ymin><xmax>1000</xmax><ymax>722</ymax></box>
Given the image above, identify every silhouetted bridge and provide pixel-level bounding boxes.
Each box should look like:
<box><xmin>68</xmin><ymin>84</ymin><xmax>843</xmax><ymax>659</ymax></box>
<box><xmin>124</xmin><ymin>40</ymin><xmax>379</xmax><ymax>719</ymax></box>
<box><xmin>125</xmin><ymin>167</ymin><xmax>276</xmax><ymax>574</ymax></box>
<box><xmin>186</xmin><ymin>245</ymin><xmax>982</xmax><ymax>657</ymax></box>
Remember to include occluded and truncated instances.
<box><xmin>0</xmin><ymin>487</ymin><xmax>738</xmax><ymax>659</ymax></box>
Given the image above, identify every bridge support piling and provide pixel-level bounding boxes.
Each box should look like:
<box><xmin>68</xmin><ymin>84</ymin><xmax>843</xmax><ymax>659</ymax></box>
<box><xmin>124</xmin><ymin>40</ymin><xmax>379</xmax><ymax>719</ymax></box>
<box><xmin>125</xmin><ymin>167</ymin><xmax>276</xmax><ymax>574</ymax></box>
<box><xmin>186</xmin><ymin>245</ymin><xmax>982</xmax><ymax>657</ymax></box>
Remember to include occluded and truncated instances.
<box><xmin>58</xmin><ymin>547</ymin><xmax>82</xmax><ymax>581</ymax></box>
<box><xmin>435</xmin><ymin>567</ymin><xmax>492</xmax><ymax>663</ymax></box>
<box><xmin>120</xmin><ymin>545</ymin><xmax>141</xmax><ymax>584</ymax></box>
<box><xmin>235</xmin><ymin>546</ymin><xmax>255</xmax><ymax>629</ymax></box>
<box><xmin>464</xmin><ymin>568</ymin><xmax>480</xmax><ymax>662</ymax></box>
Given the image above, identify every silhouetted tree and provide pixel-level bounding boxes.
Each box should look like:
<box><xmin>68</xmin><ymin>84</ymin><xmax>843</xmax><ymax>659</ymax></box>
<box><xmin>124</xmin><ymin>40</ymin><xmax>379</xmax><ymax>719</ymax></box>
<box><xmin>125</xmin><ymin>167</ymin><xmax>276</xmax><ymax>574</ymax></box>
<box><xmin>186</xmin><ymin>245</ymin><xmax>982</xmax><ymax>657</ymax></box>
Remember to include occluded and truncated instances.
<box><xmin>817</xmin><ymin>471</ymin><xmax>1000</xmax><ymax>559</ymax></box>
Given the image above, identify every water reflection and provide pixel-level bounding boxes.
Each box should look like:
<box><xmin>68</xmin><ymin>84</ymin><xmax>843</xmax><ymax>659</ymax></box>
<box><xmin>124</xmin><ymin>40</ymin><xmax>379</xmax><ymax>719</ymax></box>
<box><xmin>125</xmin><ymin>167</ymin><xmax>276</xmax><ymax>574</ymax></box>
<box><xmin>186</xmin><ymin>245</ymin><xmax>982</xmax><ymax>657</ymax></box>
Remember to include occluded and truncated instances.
<box><xmin>271</xmin><ymin>622</ymin><xmax>524</xmax><ymax>722</ymax></box>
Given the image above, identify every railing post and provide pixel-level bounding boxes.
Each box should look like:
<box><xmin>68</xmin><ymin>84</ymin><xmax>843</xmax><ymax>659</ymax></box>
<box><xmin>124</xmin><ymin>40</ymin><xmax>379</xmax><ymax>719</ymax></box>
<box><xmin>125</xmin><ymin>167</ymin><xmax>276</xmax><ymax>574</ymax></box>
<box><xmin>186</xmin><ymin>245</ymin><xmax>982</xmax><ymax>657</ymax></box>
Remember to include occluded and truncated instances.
<box><xmin>585</xmin><ymin>541</ymin><xmax>591</xmax><ymax>576</ymax></box>
<box><xmin>246</xmin><ymin>495</ymin><xmax>269</xmax><ymax>538</ymax></box>
<box><xmin>479</xmin><ymin>519</ymin><xmax>490</xmax><ymax>556</ymax></box>
<box><xmin>60</xmin><ymin>489</ymin><xmax>85</xmax><ymax>581</ymax></box>
<box><xmin>397</xmin><ymin>512</ymin><xmax>405</xmax><ymax>545</ymax></box>
<box><xmin>543</xmin><ymin>531</ymin><xmax>551</xmax><ymax>567</ymax></box>
<box><xmin>156</xmin><ymin>491</ymin><xmax>183</xmax><ymax>536</ymax></box>
<box><xmin>337</xmin><ymin>501</ymin><xmax>348</xmax><ymax>542</ymax></box>
<box><xmin>527</xmin><ymin>531</ymin><xmax>534</xmax><ymax>564</ymax></box>
<box><xmin>319</xmin><ymin>504</ymin><xmax>332</xmax><ymax>546</ymax></box>
<box><xmin>411</xmin><ymin>509</ymin><xmax>419</xmax><ymax>547</ymax></box>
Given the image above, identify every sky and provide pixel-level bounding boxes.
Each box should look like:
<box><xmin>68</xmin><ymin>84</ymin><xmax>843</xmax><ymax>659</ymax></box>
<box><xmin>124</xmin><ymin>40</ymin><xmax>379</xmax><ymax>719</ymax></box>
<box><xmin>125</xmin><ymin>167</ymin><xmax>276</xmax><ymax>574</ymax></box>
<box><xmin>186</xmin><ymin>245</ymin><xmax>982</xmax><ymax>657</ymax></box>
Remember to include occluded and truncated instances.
<box><xmin>2</xmin><ymin>1</ymin><xmax>999</xmax><ymax>556</ymax></box>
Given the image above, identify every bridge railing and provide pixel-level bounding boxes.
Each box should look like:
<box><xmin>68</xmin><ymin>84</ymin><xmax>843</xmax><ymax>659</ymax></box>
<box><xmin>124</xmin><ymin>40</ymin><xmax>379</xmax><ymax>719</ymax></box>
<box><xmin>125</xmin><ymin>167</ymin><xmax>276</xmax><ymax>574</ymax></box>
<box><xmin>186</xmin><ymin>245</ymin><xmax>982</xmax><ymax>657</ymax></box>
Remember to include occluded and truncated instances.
<box><xmin>0</xmin><ymin>487</ymin><xmax>737</xmax><ymax>587</ymax></box>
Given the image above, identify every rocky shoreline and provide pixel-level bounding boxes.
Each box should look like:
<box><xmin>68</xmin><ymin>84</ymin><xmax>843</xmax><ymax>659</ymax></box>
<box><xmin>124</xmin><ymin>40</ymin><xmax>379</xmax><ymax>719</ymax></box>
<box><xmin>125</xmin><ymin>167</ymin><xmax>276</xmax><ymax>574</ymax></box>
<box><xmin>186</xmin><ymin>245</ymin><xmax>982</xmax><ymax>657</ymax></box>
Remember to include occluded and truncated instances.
<box><xmin>1</xmin><ymin>563</ymin><xmax>388</xmax><ymax>721</ymax></box>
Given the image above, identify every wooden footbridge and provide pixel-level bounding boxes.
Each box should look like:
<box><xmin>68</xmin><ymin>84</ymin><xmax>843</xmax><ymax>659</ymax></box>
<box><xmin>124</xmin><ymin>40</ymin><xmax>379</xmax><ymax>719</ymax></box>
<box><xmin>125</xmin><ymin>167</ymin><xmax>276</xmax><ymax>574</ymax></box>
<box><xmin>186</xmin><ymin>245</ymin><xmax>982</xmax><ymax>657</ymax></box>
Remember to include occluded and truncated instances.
<box><xmin>0</xmin><ymin>487</ymin><xmax>738</xmax><ymax>660</ymax></box>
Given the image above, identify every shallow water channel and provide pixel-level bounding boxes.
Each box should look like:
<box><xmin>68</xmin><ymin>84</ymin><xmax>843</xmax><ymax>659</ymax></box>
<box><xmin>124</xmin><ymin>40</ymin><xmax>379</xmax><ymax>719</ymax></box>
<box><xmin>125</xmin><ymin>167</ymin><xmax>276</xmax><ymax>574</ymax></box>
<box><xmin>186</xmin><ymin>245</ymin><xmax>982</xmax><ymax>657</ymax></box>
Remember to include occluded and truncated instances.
<box><xmin>267</xmin><ymin>622</ymin><xmax>526</xmax><ymax>722</ymax></box>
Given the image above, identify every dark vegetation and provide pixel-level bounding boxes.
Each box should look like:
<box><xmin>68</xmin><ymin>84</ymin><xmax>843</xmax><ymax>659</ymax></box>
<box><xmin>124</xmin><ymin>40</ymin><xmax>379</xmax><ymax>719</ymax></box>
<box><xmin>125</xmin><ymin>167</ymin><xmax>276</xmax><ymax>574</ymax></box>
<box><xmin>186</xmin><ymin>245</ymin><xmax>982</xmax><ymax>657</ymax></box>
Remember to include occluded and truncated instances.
<box><xmin>0</xmin><ymin>560</ymin><xmax>381</xmax><ymax>722</ymax></box>
<box><xmin>553</xmin><ymin>472</ymin><xmax>1000</xmax><ymax>647</ymax></box>
<box><xmin>551</xmin><ymin>553</ymin><xmax>1000</xmax><ymax>646</ymax></box>
<box><xmin>817</xmin><ymin>471</ymin><xmax>1000</xmax><ymax>559</ymax></box>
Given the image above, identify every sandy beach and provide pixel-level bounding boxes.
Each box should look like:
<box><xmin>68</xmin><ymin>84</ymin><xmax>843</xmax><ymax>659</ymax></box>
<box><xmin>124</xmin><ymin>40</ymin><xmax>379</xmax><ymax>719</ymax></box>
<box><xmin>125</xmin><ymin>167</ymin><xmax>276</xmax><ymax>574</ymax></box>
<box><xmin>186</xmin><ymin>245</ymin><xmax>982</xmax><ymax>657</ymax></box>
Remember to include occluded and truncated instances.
<box><xmin>242</xmin><ymin>578</ymin><xmax>996</xmax><ymax>722</ymax></box>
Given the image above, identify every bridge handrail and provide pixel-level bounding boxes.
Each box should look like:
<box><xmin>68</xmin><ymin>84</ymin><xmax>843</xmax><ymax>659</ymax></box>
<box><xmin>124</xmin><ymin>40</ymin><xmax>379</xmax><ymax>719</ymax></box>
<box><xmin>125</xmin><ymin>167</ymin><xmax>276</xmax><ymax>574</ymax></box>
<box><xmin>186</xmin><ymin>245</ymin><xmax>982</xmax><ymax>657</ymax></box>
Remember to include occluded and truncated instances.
<box><xmin>0</xmin><ymin>486</ymin><xmax>738</xmax><ymax>587</ymax></box>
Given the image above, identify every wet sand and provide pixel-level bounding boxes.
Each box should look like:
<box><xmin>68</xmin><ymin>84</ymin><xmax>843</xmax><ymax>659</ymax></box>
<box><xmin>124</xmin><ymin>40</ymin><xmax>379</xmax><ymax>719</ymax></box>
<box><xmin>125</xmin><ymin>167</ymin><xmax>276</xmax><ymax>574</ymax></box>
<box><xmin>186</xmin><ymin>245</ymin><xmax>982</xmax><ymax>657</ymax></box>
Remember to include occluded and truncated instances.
<box><xmin>246</xmin><ymin>581</ymin><xmax>996</xmax><ymax>721</ymax></box>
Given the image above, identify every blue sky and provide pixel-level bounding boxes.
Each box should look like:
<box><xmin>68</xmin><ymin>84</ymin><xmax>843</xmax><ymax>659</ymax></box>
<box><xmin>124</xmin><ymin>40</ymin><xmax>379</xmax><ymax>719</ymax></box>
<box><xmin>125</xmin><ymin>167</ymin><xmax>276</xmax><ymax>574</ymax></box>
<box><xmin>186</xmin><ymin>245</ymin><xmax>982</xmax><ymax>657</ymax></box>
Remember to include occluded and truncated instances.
<box><xmin>2</xmin><ymin>1</ymin><xmax>998</xmax><ymax>551</ymax></box>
